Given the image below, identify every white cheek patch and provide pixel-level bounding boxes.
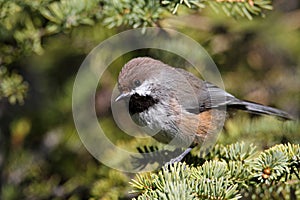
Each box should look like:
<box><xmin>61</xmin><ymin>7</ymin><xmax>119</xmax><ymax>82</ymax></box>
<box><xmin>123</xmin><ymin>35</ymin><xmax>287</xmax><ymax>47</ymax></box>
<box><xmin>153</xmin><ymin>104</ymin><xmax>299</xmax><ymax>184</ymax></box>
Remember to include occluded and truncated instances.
<box><xmin>134</xmin><ymin>81</ymin><xmax>152</xmax><ymax>96</ymax></box>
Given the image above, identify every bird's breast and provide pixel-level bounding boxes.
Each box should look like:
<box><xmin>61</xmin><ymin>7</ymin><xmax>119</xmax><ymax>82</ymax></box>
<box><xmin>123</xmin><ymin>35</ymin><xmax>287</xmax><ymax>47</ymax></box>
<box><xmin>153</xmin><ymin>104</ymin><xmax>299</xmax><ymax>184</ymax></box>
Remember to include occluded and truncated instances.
<box><xmin>134</xmin><ymin>98</ymin><xmax>199</xmax><ymax>147</ymax></box>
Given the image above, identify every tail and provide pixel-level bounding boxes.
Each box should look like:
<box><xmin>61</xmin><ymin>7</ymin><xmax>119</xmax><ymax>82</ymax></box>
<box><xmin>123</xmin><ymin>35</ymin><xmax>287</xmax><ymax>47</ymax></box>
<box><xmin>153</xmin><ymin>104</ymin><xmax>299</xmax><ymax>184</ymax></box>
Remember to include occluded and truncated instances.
<box><xmin>228</xmin><ymin>100</ymin><xmax>293</xmax><ymax>120</ymax></box>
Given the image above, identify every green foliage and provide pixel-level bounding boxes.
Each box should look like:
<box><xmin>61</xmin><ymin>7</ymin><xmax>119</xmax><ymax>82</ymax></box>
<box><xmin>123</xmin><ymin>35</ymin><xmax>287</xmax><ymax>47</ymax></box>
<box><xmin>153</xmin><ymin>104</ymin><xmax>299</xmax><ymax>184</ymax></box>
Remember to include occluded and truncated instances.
<box><xmin>162</xmin><ymin>0</ymin><xmax>272</xmax><ymax>20</ymax></box>
<box><xmin>130</xmin><ymin>142</ymin><xmax>300</xmax><ymax>199</ymax></box>
<box><xmin>0</xmin><ymin>0</ymin><xmax>273</xmax><ymax>105</ymax></box>
<box><xmin>131</xmin><ymin>163</ymin><xmax>198</xmax><ymax>200</ymax></box>
<box><xmin>1</xmin><ymin>1</ymin><xmax>299</xmax><ymax>200</ymax></box>
<box><xmin>192</xmin><ymin>161</ymin><xmax>242</xmax><ymax>199</ymax></box>
<box><xmin>40</xmin><ymin>0</ymin><xmax>101</xmax><ymax>32</ymax></box>
<box><xmin>0</xmin><ymin>0</ymin><xmax>101</xmax><ymax>57</ymax></box>
<box><xmin>0</xmin><ymin>66</ymin><xmax>28</xmax><ymax>104</ymax></box>
<box><xmin>204</xmin><ymin>0</ymin><xmax>272</xmax><ymax>20</ymax></box>
<box><xmin>0</xmin><ymin>0</ymin><xmax>272</xmax><ymax>58</ymax></box>
<box><xmin>90</xmin><ymin>168</ymin><xmax>130</xmax><ymax>200</ymax></box>
<box><xmin>102</xmin><ymin>0</ymin><xmax>272</xmax><ymax>31</ymax></box>
<box><xmin>252</xmin><ymin>143</ymin><xmax>300</xmax><ymax>184</ymax></box>
<box><xmin>102</xmin><ymin>0</ymin><xmax>164</xmax><ymax>31</ymax></box>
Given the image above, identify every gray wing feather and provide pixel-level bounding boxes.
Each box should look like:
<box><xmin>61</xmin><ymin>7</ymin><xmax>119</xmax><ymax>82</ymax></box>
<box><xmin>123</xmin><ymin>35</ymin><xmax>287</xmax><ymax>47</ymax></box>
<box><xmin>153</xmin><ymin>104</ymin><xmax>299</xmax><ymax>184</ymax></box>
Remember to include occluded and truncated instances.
<box><xmin>175</xmin><ymin>68</ymin><xmax>292</xmax><ymax>120</ymax></box>
<box><xmin>174</xmin><ymin>68</ymin><xmax>236</xmax><ymax>111</ymax></box>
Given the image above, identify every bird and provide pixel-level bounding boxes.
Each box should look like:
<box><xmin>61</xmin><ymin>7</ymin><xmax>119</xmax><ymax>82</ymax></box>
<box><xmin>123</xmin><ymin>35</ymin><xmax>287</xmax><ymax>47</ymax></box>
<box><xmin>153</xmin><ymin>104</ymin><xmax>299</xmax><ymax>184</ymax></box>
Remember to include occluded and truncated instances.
<box><xmin>115</xmin><ymin>57</ymin><xmax>292</xmax><ymax>164</ymax></box>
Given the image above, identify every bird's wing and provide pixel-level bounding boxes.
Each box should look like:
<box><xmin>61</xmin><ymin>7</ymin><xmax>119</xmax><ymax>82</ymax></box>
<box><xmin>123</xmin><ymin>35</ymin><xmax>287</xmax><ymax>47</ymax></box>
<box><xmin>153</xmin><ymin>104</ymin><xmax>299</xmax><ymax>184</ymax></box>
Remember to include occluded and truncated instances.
<box><xmin>174</xmin><ymin>68</ymin><xmax>237</xmax><ymax>113</ymax></box>
<box><xmin>175</xmin><ymin>68</ymin><xmax>292</xmax><ymax>120</ymax></box>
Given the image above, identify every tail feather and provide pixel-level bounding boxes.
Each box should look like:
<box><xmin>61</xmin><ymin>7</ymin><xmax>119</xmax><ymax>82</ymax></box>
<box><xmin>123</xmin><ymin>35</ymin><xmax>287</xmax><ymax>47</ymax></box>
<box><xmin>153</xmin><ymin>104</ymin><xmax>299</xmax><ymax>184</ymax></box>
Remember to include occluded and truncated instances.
<box><xmin>228</xmin><ymin>100</ymin><xmax>293</xmax><ymax>120</ymax></box>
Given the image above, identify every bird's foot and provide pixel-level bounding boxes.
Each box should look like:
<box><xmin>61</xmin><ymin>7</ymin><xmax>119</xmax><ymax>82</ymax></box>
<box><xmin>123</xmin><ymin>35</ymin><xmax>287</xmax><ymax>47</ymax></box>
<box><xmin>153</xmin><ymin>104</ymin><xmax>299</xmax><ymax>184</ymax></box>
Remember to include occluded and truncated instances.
<box><xmin>163</xmin><ymin>147</ymin><xmax>193</xmax><ymax>170</ymax></box>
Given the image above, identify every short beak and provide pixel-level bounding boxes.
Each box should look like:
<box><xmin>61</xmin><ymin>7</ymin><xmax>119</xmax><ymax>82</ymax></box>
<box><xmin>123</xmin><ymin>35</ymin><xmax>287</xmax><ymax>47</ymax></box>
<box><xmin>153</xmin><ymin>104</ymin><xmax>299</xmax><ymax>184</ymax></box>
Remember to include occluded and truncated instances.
<box><xmin>115</xmin><ymin>92</ymin><xmax>131</xmax><ymax>102</ymax></box>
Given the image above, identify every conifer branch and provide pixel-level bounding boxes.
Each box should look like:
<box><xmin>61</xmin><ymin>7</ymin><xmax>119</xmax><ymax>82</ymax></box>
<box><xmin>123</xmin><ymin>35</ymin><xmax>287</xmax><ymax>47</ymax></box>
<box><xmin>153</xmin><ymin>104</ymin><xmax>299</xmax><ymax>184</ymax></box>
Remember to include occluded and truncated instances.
<box><xmin>0</xmin><ymin>66</ymin><xmax>28</xmax><ymax>105</ymax></box>
<box><xmin>130</xmin><ymin>142</ymin><xmax>300</xmax><ymax>199</ymax></box>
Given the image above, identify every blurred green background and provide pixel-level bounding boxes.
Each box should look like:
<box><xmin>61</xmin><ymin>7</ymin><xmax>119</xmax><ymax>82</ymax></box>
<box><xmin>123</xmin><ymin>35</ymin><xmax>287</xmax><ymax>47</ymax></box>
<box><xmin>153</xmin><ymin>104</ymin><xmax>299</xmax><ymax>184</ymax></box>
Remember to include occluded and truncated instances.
<box><xmin>0</xmin><ymin>0</ymin><xmax>299</xmax><ymax>199</ymax></box>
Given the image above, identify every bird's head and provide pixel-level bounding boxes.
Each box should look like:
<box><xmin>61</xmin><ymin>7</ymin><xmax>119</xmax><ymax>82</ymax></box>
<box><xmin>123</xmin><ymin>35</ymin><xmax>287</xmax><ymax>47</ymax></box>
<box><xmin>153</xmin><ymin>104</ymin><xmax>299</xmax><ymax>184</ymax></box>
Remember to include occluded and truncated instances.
<box><xmin>116</xmin><ymin>57</ymin><xmax>165</xmax><ymax>102</ymax></box>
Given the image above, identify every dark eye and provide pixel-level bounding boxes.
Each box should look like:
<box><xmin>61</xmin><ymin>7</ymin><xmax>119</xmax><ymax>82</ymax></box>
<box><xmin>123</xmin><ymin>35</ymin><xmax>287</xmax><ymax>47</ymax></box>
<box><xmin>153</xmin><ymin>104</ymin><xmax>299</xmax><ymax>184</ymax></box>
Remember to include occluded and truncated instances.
<box><xmin>134</xmin><ymin>80</ymin><xmax>141</xmax><ymax>87</ymax></box>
